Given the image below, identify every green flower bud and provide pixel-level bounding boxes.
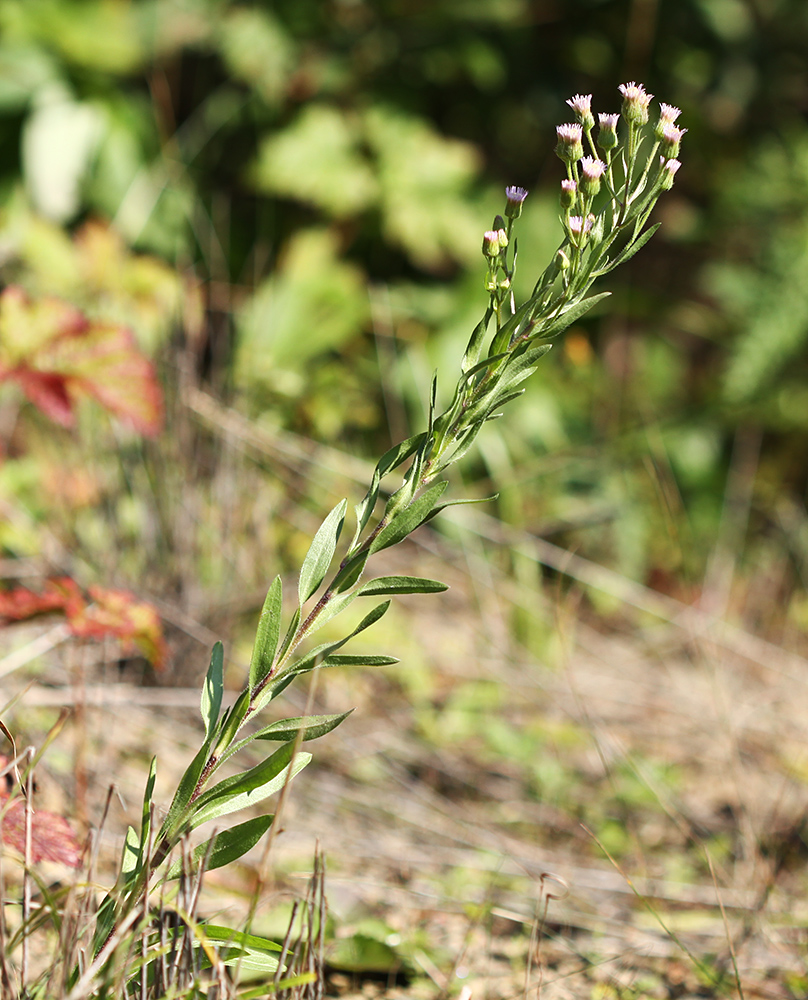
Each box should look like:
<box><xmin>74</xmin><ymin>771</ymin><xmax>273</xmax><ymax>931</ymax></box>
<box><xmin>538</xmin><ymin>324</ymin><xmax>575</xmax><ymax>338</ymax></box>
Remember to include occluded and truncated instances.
<box><xmin>555</xmin><ymin>123</ymin><xmax>584</xmax><ymax>164</ymax></box>
<box><xmin>618</xmin><ymin>81</ymin><xmax>653</xmax><ymax>125</ymax></box>
<box><xmin>597</xmin><ymin>113</ymin><xmax>619</xmax><ymax>151</ymax></box>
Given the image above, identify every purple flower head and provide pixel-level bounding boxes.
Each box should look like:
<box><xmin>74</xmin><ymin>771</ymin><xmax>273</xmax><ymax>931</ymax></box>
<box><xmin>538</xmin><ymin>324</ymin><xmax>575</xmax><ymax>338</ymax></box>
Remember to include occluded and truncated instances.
<box><xmin>560</xmin><ymin>178</ymin><xmax>577</xmax><ymax>210</ymax></box>
<box><xmin>579</xmin><ymin>156</ymin><xmax>607</xmax><ymax>197</ymax></box>
<box><xmin>659</xmin><ymin>103</ymin><xmax>682</xmax><ymax>125</ymax></box>
<box><xmin>504</xmin><ymin>185</ymin><xmax>529</xmax><ymax>219</ymax></box>
<box><xmin>660</xmin><ymin>123</ymin><xmax>687</xmax><ymax>156</ymax></box>
<box><xmin>555</xmin><ymin>123</ymin><xmax>584</xmax><ymax>163</ymax></box>
<box><xmin>618</xmin><ymin>81</ymin><xmax>654</xmax><ymax>125</ymax></box>
<box><xmin>580</xmin><ymin>156</ymin><xmax>606</xmax><ymax>181</ymax></box>
<box><xmin>566</xmin><ymin>93</ymin><xmax>594</xmax><ymax>129</ymax></box>
<box><xmin>659</xmin><ymin>157</ymin><xmax>681</xmax><ymax>190</ymax></box>
<box><xmin>482</xmin><ymin>230</ymin><xmax>501</xmax><ymax>258</ymax></box>
<box><xmin>597</xmin><ymin>113</ymin><xmax>620</xmax><ymax>151</ymax></box>
<box><xmin>568</xmin><ymin>214</ymin><xmax>594</xmax><ymax>235</ymax></box>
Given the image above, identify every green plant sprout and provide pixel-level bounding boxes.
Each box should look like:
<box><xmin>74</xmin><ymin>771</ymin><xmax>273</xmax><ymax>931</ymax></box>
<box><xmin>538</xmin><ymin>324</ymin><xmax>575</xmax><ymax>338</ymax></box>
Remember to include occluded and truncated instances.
<box><xmin>74</xmin><ymin>82</ymin><xmax>683</xmax><ymax>994</ymax></box>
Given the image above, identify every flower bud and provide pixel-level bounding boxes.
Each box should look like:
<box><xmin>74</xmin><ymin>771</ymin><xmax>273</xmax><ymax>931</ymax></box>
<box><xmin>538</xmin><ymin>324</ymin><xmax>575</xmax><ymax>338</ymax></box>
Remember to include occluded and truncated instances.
<box><xmin>504</xmin><ymin>185</ymin><xmax>528</xmax><ymax>219</ymax></box>
<box><xmin>597</xmin><ymin>113</ymin><xmax>619</xmax><ymax>151</ymax></box>
<box><xmin>496</xmin><ymin>228</ymin><xmax>508</xmax><ymax>250</ymax></box>
<box><xmin>482</xmin><ymin>230</ymin><xmax>501</xmax><ymax>258</ymax></box>
<box><xmin>579</xmin><ymin>156</ymin><xmax>607</xmax><ymax>197</ymax></box>
<box><xmin>555</xmin><ymin>249</ymin><xmax>570</xmax><ymax>271</ymax></box>
<box><xmin>660</xmin><ymin>123</ymin><xmax>687</xmax><ymax>158</ymax></box>
<box><xmin>659</xmin><ymin>157</ymin><xmax>681</xmax><ymax>191</ymax></box>
<box><xmin>555</xmin><ymin>123</ymin><xmax>584</xmax><ymax>164</ymax></box>
<box><xmin>618</xmin><ymin>81</ymin><xmax>653</xmax><ymax>125</ymax></box>
<box><xmin>560</xmin><ymin>178</ymin><xmax>577</xmax><ymax>210</ymax></box>
<box><xmin>566</xmin><ymin>93</ymin><xmax>595</xmax><ymax>130</ymax></box>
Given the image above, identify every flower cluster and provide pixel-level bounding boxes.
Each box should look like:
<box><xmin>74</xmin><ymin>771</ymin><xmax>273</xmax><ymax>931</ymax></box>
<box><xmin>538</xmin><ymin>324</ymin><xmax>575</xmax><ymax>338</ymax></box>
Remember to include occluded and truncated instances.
<box><xmin>549</xmin><ymin>82</ymin><xmax>685</xmax><ymax>247</ymax></box>
<box><xmin>479</xmin><ymin>80</ymin><xmax>683</xmax><ymax>335</ymax></box>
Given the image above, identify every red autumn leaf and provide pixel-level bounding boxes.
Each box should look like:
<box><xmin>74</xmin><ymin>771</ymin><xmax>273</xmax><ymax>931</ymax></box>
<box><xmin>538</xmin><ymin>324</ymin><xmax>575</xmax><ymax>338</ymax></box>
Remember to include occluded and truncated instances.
<box><xmin>0</xmin><ymin>577</ymin><xmax>84</xmax><ymax>623</ymax></box>
<box><xmin>0</xmin><ymin>794</ymin><xmax>83</xmax><ymax>868</ymax></box>
<box><xmin>69</xmin><ymin>585</ymin><xmax>167</xmax><ymax>670</ymax></box>
<box><xmin>0</xmin><ymin>286</ymin><xmax>163</xmax><ymax>436</ymax></box>
<box><xmin>0</xmin><ymin>578</ymin><xmax>166</xmax><ymax>669</ymax></box>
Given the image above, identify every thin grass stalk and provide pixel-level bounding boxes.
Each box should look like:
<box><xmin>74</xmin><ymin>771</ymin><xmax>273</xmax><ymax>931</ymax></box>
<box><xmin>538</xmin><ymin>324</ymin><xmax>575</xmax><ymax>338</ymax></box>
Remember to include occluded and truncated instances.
<box><xmin>20</xmin><ymin>748</ymin><xmax>34</xmax><ymax>989</ymax></box>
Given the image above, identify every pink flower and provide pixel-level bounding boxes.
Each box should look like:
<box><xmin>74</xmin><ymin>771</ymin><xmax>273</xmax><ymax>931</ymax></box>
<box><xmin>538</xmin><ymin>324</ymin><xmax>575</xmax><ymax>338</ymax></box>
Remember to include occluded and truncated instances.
<box><xmin>618</xmin><ymin>81</ymin><xmax>654</xmax><ymax>124</ymax></box>
<box><xmin>566</xmin><ymin>94</ymin><xmax>594</xmax><ymax>128</ymax></box>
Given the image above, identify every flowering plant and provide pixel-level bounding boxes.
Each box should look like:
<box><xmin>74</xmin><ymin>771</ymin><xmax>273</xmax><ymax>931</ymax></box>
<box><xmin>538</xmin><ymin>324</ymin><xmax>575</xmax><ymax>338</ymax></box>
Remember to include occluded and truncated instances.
<box><xmin>12</xmin><ymin>83</ymin><xmax>684</xmax><ymax>997</ymax></box>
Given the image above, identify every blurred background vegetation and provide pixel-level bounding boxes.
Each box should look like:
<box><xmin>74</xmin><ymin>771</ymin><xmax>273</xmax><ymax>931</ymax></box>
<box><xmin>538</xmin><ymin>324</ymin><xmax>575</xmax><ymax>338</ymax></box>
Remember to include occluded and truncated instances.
<box><xmin>2</xmin><ymin>0</ymin><xmax>808</xmax><ymax>664</ymax></box>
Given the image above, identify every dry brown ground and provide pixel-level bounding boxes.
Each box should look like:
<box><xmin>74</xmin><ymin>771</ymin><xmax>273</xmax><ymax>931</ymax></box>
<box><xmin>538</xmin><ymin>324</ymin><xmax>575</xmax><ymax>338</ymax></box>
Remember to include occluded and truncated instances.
<box><xmin>2</xmin><ymin>406</ymin><xmax>808</xmax><ymax>999</ymax></box>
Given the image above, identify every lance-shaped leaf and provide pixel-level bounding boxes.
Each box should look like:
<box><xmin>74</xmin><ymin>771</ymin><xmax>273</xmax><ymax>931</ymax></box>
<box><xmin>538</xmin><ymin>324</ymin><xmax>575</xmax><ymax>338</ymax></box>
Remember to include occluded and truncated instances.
<box><xmin>190</xmin><ymin>742</ymin><xmax>311</xmax><ymax>829</ymax></box>
<box><xmin>357</xmin><ymin>576</ymin><xmax>447</xmax><ymax>596</ymax></box>
<box><xmin>197</xmin><ymin>925</ymin><xmax>282</xmax><ymax>973</ymax></box>
<box><xmin>284</xmin><ymin>600</ymin><xmax>391</xmax><ymax>676</ymax></box>
<box><xmin>164</xmin><ymin>814</ymin><xmax>275</xmax><ymax>881</ymax></box>
<box><xmin>298</xmin><ymin>499</ymin><xmax>347</xmax><ymax>605</ymax></box>
<box><xmin>350</xmin><ymin>432</ymin><xmax>424</xmax><ymax>549</ymax></box>
<box><xmin>249</xmin><ymin>577</ymin><xmax>282</xmax><ymax>690</ymax></box>
<box><xmin>254</xmin><ymin>710</ymin><xmax>353</xmax><ymax>742</ymax></box>
<box><xmin>460</xmin><ymin>307</ymin><xmax>493</xmax><ymax>373</ymax></box>
<box><xmin>319</xmin><ymin>653</ymin><xmax>398</xmax><ymax>667</ymax></box>
<box><xmin>201</xmin><ymin>643</ymin><xmax>224</xmax><ymax>740</ymax></box>
<box><xmin>369</xmin><ymin>481</ymin><xmax>448</xmax><ymax>555</ymax></box>
<box><xmin>536</xmin><ymin>291</ymin><xmax>611</xmax><ymax>340</ymax></box>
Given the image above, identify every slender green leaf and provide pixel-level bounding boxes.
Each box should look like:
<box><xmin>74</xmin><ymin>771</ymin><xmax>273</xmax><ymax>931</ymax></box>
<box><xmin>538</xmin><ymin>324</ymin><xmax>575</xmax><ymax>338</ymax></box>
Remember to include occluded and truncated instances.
<box><xmin>285</xmin><ymin>600</ymin><xmax>391</xmax><ymax>675</ymax></box>
<box><xmin>606</xmin><ymin>223</ymin><xmax>660</xmax><ymax>271</ymax></box>
<box><xmin>298</xmin><ymin>499</ymin><xmax>347</xmax><ymax>604</ymax></box>
<box><xmin>332</xmin><ymin>550</ymin><xmax>369</xmax><ymax>593</ymax></box>
<box><xmin>164</xmin><ymin>814</ymin><xmax>275</xmax><ymax>880</ymax></box>
<box><xmin>139</xmin><ymin>756</ymin><xmax>157</xmax><ymax>863</ymax></box>
<box><xmin>198</xmin><ymin>925</ymin><xmax>282</xmax><ymax>973</ymax></box>
<box><xmin>277</xmin><ymin>605</ymin><xmax>301</xmax><ymax>661</ymax></box>
<box><xmin>213</xmin><ymin>689</ymin><xmax>250</xmax><ymax>756</ymax></box>
<box><xmin>423</xmin><ymin>494</ymin><xmax>498</xmax><ymax>523</ymax></box>
<box><xmin>350</xmin><ymin>433</ymin><xmax>424</xmax><ymax>549</ymax></box>
<box><xmin>461</xmin><ymin>307</ymin><xmax>493</xmax><ymax>373</ymax></box>
<box><xmin>537</xmin><ymin>291</ymin><xmax>611</xmax><ymax>339</ymax></box>
<box><xmin>369</xmin><ymin>481</ymin><xmax>448</xmax><ymax>555</ymax></box>
<box><xmin>320</xmin><ymin>653</ymin><xmax>399</xmax><ymax>667</ymax></box>
<box><xmin>201</xmin><ymin>642</ymin><xmax>224</xmax><ymax>739</ymax></box>
<box><xmin>160</xmin><ymin>736</ymin><xmax>215</xmax><ymax>841</ymax></box>
<box><xmin>254</xmin><ymin>710</ymin><xmax>353</xmax><ymax>741</ymax></box>
<box><xmin>249</xmin><ymin>577</ymin><xmax>283</xmax><ymax>690</ymax></box>
<box><xmin>357</xmin><ymin>575</ymin><xmax>448</xmax><ymax>596</ymax></box>
<box><xmin>191</xmin><ymin>742</ymin><xmax>311</xmax><ymax>828</ymax></box>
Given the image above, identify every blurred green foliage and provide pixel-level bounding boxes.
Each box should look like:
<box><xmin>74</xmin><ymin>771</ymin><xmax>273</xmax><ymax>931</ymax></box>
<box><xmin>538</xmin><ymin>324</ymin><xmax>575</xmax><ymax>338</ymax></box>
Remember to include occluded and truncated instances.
<box><xmin>1</xmin><ymin>0</ymin><xmax>808</xmax><ymax>634</ymax></box>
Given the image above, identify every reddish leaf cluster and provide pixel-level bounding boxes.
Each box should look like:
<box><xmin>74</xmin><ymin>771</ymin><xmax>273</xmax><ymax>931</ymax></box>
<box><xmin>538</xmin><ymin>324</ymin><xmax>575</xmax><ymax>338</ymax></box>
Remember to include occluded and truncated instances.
<box><xmin>0</xmin><ymin>797</ymin><xmax>83</xmax><ymax>868</ymax></box>
<box><xmin>0</xmin><ymin>286</ymin><xmax>163</xmax><ymax>435</ymax></box>
<box><xmin>0</xmin><ymin>578</ymin><xmax>166</xmax><ymax>669</ymax></box>
<box><xmin>0</xmin><ymin>756</ymin><xmax>82</xmax><ymax>869</ymax></box>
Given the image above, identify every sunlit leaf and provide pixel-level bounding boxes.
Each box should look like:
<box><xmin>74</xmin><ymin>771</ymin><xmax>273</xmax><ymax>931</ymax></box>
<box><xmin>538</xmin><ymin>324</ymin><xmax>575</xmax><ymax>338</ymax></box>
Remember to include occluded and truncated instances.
<box><xmin>0</xmin><ymin>286</ymin><xmax>163</xmax><ymax>435</ymax></box>
<box><xmin>249</xmin><ymin>577</ymin><xmax>283</xmax><ymax>691</ymax></box>
<box><xmin>250</xmin><ymin>104</ymin><xmax>378</xmax><ymax>217</ymax></box>
<box><xmin>298</xmin><ymin>499</ymin><xmax>347</xmax><ymax>605</ymax></box>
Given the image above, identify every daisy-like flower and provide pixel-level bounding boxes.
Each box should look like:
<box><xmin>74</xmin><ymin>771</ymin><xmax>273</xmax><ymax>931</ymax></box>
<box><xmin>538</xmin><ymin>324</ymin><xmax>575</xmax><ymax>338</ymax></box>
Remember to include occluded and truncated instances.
<box><xmin>597</xmin><ymin>112</ymin><xmax>620</xmax><ymax>151</ymax></box>
<box><xmin>504</xmin><ymin>185</ymin><xmax>529</xmax><ymax>219</ymax></box>
<box><xmin>555</xmin><ymin>123</ymin><xmax>584</xmax><ymax>163</ymax></box>
<box><xmin>566</xmin><ymin>93</ymin><xmax>594</xmax><ymax>130</ymax></box>
<box><xmin>618</xmin><ymin>81</ymin><xmax>654</xmax><ymax>125</ymax></box>
<box><xmin>579</xmin><ymin>156</ymin><xmax>607</xmax><ymax>196</ymax></box>
<box><xmin>660</xmin><ymin>123</ymin><xmax>687</xmax><ymax>157</ymax></box>
<box><xmin>568</xmin><ymin>214</ymin><xmax>594</xmax><ymax>235</ymax></box>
